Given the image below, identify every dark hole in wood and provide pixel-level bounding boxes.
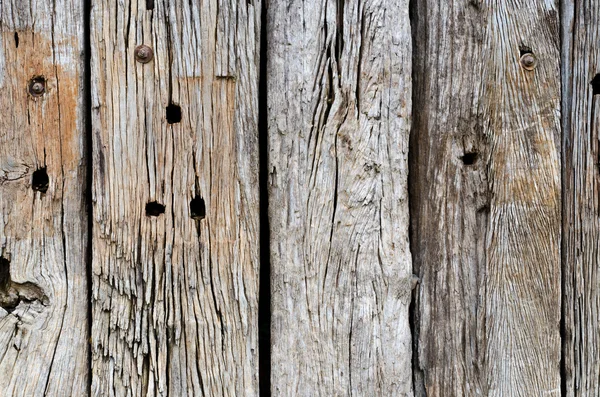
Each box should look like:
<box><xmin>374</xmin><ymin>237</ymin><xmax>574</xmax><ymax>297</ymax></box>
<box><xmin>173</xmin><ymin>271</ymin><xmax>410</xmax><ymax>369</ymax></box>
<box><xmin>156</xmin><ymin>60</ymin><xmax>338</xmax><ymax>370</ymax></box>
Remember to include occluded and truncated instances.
<box><xmin>190</xmin><ymin>196</ymin><xmax>206</xmax><ymax>220</ymax></box>
<box><xmin>166</xmin><ymin>103</ymin><xmax>182</xmax><ymax>124</ymax></box>
<box><xmin>146</xmin><ymin>0</ymin><xmax>154</xmax><ymax>9</ymax></box>
<box><xmin>14</xmin><ymin>32</ymin><xmax>18</xmax><ymax>48</ymax></box>
<box><xmin>591</xmin><ymin>75</ymin><xmax>600</xmax><ymax>96</ymax></box>
<box><xmin>461</xmin><ymin>152</ymin><xmax>478</xmax><ymax>165</ymax></box>
<box><xmin>145</xmin><ymin>201</ymin><xmax>165</xmax><ymax>216</ymax></box>
<box><xmin>32</xmin><ymin>168</ymin><xmax>49</xmax><ymax>193</ymax></box>
<box><xmin>519</xmin><ymin>46</ymin><xmax>533</xmax><ymax>56</ymax></box>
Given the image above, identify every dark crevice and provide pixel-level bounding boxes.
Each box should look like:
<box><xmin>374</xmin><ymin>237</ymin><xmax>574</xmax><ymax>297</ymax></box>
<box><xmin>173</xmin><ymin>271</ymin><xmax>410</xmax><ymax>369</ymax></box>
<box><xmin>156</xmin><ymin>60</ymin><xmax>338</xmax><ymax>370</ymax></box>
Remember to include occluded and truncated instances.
<box><xmin>258</xmin><ymin>0</ymin><xmax>271</xmax><ymax>394</ymax></box>
<box><xmin>32</xmin><ymin>167</ymin><xmax>49</xmax><ymax>193</ymax></box>
<box><xmin>83</xmin><ymin>0</ymin><xmax>93</xmax><ymax>392</ymax></box>
<box><xmin>335</xmin><ymin>0</ymin><xmax>344</xmax><ymax>75</ymax></box>
<box><xmin>591</xmin><ymin>74</ymin><xmax>600</xmax><ymax>96</ymax></box>
<box><xmin>14</xmin><ymin>32</ymin><xmax>18</xmax><ymax>48</ymax></box>
<box><xmin>408</xmin><ymin>0</ymin><xmax>427</xmax><ymax>393</ymax></box>
<box><xmin>145</xmin><ymin>201</ymin><xmax>166</xmax><ymax>216</ymax></box>
<box><xmin>560</xmin><ymin>0</ymin><xmax>575</xmax><ymax>395</ymax></box>
<box><xmin>146</xmin><ymin>0</ymin><xmax>154</xmax><ymax>10</ymax></box>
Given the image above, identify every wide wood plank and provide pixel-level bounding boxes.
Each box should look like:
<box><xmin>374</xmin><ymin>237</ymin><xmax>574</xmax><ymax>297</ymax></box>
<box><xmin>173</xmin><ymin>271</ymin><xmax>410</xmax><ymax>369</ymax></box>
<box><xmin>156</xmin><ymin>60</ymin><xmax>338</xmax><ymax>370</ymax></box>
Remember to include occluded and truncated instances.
<box><xmin>267</xmin><ymin>0</ymin><xmax>413</xmax><ymax>395</ymax></box>
<box><xmin>562</xmin><ymin>0</ymin><xmax>600</xmax><ymax>394</ymax></box>
<box><xmin>0</xmin><ymin>1</ymin><xmax>89</xmax><ymax>395</ymax></box>
<box><xmin>90</xmin><ymin>0</ymin><xmax>261</xmax><ymax>395</ymax></box>
<box><xmin>411</xmin><ymin>0</ymin><xmax>562</xmax><ymax>395</ymax></box>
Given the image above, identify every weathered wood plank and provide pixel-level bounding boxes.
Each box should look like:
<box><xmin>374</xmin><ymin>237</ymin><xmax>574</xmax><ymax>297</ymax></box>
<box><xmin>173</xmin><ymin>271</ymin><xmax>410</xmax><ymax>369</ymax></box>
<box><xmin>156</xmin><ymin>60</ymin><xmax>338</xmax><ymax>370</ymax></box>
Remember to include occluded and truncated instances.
<box><xmin>0</xmin><ymin>1</ymin><xmax>89</xmax><ymax>395</ymax></box>
<box><xmin>267</xmin><ymin>0</ymin><xmax>413</xmax><ymax>395</ymax></box>
<box><xmin>562</xmin><ymin>0</ymin><xmax>600</xmax><ymax>394</ymax></box>
<box><xmin>411</xmin><ymin>0</ymin><xmax>562</xmax><ymax>395</ymax></box>
<box><xmin>90</xmin><ymin>0</ymin><xmax>261</xmax><ymax>395</ymax></box>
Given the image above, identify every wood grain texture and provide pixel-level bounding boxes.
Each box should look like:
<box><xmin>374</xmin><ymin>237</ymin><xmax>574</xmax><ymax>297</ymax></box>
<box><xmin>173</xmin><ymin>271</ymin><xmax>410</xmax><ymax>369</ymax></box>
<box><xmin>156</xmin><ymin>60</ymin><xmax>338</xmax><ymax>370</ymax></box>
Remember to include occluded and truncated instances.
<box><xmin>267</xmin><ymin>0</ymin><xmax>413</xmax><ymax>395</ymax></box>
<box><xmin>562</xmin><ymin>0</ymin><xmax>600</xmax><ymax>394</ymax></box>
<box><xmin>0</xmin><ymin>1</ymin><xmax>89</xmax><ymax>396</ymax></box>
<box><xmin>90</xmin><ymin>0</ymin><xmax>261</xmax><ymax>395</ymax></box>
<box><xmin>411</xmin><ymin>0</ymin><xmax>562</xmax><ymax>395</ymax></box>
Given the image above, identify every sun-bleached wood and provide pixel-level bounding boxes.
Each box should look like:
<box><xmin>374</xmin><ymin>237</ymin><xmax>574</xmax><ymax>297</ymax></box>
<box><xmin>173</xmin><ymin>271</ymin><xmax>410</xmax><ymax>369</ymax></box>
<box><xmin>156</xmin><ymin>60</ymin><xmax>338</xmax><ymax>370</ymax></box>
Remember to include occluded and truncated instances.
<box><xmin>0</xmin><ymin>1</ymin><xmax>89</xmax><ymax>396</ymax></box>
<box><xmin>267</xmin><ymin>0</ymin><xmax>413</xmax><ymax>395</ymax></box>
<box><xmin>562</xmin><ymin>0</ymin><xmax>600</xmax><ymax>395</ymax></box>
<box><xmin>411</xmin><ymin>0</ymin><xmax>562</xmax><ymax>395</ymax></box>
<box><xmin>90</xmin><ymin>0</ymin><xmax>261</xmax><ymax>395</ymax></box>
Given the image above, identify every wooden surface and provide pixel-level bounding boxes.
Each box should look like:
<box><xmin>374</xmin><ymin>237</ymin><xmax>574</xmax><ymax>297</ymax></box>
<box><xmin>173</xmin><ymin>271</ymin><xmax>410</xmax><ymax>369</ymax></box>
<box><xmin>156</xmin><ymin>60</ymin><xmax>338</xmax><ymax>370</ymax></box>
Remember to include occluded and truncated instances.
<box><xmin>562</xmin><ymin>0</ymin><xmax>600</xmax><ymax>394</ymax></box>
<box><xmin>89</xmin><ymin>0</ymin><xmax>261</xmax><ymax>395</ymax></box>
<box><xmin>0</xmin><ymin>0</ymin><xmax>594</xmax><ymax>395</ymax></box>
<box><xmin>0</xmin><ymin>1</ymin><xmax>89</xmax><ymax>396</ymax></box>
<box><xmin>411</xmin><ymin>0</ymin><xmax>562</xmax><ymax>395</ymax></box>
<box><xmin>267</xmin><ymin>0</ymin><xmax>413</xmax><ymax>395</ymax></box>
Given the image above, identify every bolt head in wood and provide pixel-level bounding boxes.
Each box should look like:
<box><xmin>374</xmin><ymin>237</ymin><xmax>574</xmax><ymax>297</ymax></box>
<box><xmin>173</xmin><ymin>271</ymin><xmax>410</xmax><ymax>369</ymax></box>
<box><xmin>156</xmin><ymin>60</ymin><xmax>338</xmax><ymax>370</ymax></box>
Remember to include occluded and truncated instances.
<box><xmin>520</xmin><ymin>53</ymin><xmax>536</xmax><ymax>71</ymax></box>
<box><xmin>28</xmin><ymin>77</ymin><xmax>46</xmax><ymax>96</ymax></box>
<box><xmin>135</xmin><ymin>45</ymin><xmax>154</xmax><ymax>63</ymax></box>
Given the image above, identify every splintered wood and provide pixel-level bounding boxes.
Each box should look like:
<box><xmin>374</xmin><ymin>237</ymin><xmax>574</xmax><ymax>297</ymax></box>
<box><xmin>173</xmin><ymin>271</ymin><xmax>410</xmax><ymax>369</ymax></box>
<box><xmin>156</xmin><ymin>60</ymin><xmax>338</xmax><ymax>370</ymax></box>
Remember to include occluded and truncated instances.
<box><xmin>90</xmin><ymin>0</ymin><xmax>261</xmax><ymax>395</ymax></box>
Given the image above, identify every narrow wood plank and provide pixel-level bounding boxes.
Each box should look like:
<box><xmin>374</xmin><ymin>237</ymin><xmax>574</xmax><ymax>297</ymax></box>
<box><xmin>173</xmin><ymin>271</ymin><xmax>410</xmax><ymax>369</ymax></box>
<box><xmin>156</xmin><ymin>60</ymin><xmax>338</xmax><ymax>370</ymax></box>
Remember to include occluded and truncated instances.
<box><xmin>267</xmin><ymin>0</ymin><xmax>413</xmax><ymax>395</ymax></box>
<box><xmin>0</xmin><ymin>1</ymin><xmax>89</xmax><ymax>395</ymax></box>
<box><xmin>90</xmin><ymin>0</ymin><xmax>261</xmax><ymax>395</ymax></box>
<box><xmin>562</xmin><ymin>0</ymin><xmax>600</xmax><ymax>394</ymax></box>
<box><xmin>411</xmin><ymin>0</ymin><xmax>562</xmax><ymax>395</ymax></box>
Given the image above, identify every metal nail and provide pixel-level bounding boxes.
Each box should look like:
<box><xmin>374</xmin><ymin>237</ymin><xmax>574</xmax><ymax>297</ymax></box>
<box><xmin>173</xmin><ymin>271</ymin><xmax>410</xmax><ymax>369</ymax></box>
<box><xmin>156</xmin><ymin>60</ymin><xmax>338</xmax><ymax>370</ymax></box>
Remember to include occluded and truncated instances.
<box><xmin>28</xmin><ymin>77</ymin><xmax>46</xmax><ymax>96</ymax></box>
<box><xmin>520</xmin><ymin>53</ymin><xmax>536</xmax><ymax>71</ymax></box>
<box><xmin>135</xmin><ymin>45</ymin><xmax>154</xmax><ymax>64</ymax></box>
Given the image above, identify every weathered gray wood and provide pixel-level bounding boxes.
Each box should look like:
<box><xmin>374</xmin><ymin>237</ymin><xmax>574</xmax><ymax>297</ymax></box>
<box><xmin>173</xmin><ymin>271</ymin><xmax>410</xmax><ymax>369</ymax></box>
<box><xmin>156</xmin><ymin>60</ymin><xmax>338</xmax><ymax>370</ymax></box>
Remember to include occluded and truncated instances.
<box><xmin>0</xmin><ymin>1</ymin><xmax>89</xmax><ymax>396</ymax></box>
<box><xmin>90</xmin><ymin>0</ymin><xmax>261</xmax><ymax>395</ymax></box>
<box><xmin>562</xmin><ymin>0</ymin><xmax>600</xmax><ymax>395</ymax></box>
<box><xmin>411</xmin><ymin>0</ymin><xmax>562</xmax><ymax>395</ymax></box>
<box><xmin>267</xmin><ymin>0</ymin><xmax>413</xmax><ymax>395</ymax></box>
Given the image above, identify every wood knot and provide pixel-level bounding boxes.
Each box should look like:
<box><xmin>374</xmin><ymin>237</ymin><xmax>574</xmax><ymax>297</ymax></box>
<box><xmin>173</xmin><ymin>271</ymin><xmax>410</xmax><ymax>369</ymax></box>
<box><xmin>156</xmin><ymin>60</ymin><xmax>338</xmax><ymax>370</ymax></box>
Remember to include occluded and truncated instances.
<box><xmin>0</xmin><ymin>256</ymin><xmax>48</xmax><ymax>314</ymax></box>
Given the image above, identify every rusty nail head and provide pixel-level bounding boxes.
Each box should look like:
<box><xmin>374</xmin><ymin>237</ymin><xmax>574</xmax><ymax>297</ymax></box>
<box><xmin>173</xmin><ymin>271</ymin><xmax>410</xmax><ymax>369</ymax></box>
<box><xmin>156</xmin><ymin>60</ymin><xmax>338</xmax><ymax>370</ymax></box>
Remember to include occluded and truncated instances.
<box><xmin>135</xmin><ymin>45</ymin><xmax>154</xmax><ymax>63</ymax></box>
<box><xmin>28</xmin><ymin>77</ymin><xmax>46</xmax><ymax>96</ymax></box>
<box><xmin>520</xmin><ymin>53</ymin><xmax>536</xmax><ymax>71</ymax></box>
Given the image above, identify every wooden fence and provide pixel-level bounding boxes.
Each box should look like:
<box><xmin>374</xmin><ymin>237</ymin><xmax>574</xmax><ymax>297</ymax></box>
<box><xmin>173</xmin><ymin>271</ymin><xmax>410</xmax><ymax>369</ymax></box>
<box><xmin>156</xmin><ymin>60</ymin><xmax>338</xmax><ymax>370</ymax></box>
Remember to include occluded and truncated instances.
<box><xmin>0</xmin><ymin>0</ymin><xmax>595</xmax><ymax>395</ymax></box>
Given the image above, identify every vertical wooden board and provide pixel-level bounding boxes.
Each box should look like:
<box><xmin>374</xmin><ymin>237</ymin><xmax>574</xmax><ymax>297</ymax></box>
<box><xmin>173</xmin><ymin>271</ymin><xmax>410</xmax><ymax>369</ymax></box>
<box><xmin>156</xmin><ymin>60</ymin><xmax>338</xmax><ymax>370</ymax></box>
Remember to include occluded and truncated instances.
<box><xmin>0</xmin><ymin>1</ymin><xmax>89</xmax><ymax>396</ymax></box>
<box><xmin>268</xmin><ymin>0</ymin><xmax>413</xmax><ymax>395</ymax></box>
<box><xmin>411</xmin><ymin>0</ymin><xmax>561</xmax><ymax>395</ymax></box>
<box><xmin>562</xmin><ymin>0</ymin><xmax>600</xmax><ymax>395</ymax></box>
<box><xmin>90</xmin><ymin>0</ymin><xmax>261</xmax><ymax>395</ymax></box>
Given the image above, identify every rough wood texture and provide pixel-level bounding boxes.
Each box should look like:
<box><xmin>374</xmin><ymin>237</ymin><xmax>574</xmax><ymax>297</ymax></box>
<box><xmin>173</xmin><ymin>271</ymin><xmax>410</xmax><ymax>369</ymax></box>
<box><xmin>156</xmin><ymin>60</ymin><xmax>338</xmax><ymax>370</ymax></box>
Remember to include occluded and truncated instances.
<box><xmin>90</xmin><ymin>0</ymin><xmax>261</xmax><ymax>395</ymax></box>
<box><xmin>267</xmin><ymin>0</ymin><xmax>413</xmax><ymax>395</ymax></box>
<box><xmin>0</xmin><ymin>1</ymin><xmax>89</xmax><ymax>396</ymax></box>
<box><xmin>562</xmin><ymin>0</ymin><xmax>600</xmax><ymax>394</ymax></box>
<box><xmin>411</xmin><ymin>0</ymin><xmax>562</xmax><ymax>395</ymax></box>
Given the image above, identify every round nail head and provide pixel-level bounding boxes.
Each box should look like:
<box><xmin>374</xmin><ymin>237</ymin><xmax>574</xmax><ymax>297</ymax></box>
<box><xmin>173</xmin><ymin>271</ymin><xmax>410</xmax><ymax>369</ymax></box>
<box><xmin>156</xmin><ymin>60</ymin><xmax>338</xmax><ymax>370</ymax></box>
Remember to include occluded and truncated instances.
<box><xmin>135</xmin><ymin>45</ymin><xmax>154</xmax><ymax>64</ymax></box>
<box><xmin>520</xmin><ymin>53</ymin><xmax>536</xmax><ymax>71</ymax></box>
<box><xmin>28</xmin><ymin>77</ymin><xmax>46</xmax><ymax>96</ymax></box>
